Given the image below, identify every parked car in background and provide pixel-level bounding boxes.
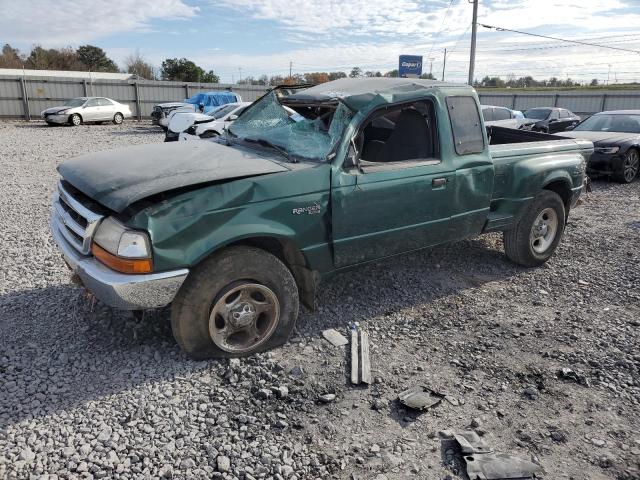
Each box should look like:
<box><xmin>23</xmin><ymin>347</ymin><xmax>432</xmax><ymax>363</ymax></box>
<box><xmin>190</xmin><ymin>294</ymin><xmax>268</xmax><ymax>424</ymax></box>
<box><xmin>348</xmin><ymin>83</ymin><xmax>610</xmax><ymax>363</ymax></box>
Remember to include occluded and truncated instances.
<box><xmin>41</xmin><ymin>97</ymin><xmax>132</xmax><ymax>126</ymax></box>
<box><xmin>151</xmin><ymin>91</ymin><xmax>241</xmax><ymax>129</ymax></box>
<box><xmin>481</xmin><ymin>105</ymin><xmax>524</xmax><ymax>129</ymax></box>
<box><xmin>522</xmin><ymin>107</ymin><xmax>580</xmax><ymax>133</ymax></box>
<box><xmin>560</xmin><ymin>110</ymin><xmax>640</xmax><ymax>183</ymax></box>
<box><xmin>166</xmin><ymin>102</ymin><xmax>251</xmax><ymax>141</ymax></box>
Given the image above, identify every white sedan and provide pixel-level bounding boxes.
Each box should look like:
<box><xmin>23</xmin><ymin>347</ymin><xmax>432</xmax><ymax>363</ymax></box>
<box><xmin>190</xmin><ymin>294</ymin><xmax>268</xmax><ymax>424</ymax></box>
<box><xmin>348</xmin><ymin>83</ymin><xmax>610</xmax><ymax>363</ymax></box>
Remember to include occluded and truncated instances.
<box><xmin>165</xmin><ymin>102</ymin><xmax>251</xmax><ymax>142</ymax></box>
<box><xmin>41</xmin><ymin>97</ymin><xmax>132</xmax><ymax>126</ymax></box>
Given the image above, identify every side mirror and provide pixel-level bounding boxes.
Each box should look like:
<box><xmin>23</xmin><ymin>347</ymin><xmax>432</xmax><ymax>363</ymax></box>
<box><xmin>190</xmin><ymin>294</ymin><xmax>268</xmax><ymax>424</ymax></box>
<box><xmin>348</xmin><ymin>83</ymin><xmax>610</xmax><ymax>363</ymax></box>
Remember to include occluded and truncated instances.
<box><xmin>228</xmin><ymin>114</ymin><xmax>238</xmax><ymax>121</ymax></box>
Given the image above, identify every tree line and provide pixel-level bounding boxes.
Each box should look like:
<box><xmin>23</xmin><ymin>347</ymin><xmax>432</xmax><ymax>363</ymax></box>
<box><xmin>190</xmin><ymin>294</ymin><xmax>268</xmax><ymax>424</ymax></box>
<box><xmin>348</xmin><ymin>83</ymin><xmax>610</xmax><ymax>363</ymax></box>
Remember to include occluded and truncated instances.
<box><xmin>0</xmin><ymin>43</ymin><xmax>220</xmax><ymax>83</ymax></box>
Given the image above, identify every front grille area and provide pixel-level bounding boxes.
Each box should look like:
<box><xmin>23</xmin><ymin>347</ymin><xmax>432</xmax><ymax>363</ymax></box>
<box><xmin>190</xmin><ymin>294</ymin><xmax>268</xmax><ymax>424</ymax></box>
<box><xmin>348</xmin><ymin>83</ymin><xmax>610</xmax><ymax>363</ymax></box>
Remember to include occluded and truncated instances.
<box><xmin>52</xmin><ymin>182</ymin><xmax>104</xmax><ymax>255</ymax></box>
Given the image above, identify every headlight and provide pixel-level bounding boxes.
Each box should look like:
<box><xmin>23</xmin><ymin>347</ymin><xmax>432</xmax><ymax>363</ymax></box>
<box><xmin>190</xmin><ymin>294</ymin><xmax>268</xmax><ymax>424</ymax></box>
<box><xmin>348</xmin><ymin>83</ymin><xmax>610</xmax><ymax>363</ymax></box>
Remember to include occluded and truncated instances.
<box><xmin>57</xmin><ymin>109</ymin><xmax>68</xmax><ymax>115</ymax></box>
<box><xmin>594</xmin><ymin>146</ymin><xmax>619</xmax><ymax>154</ymax></box>
<box><xmin>92</xmin><ymin>217</ymin><xmax>152</xmax><ymax>273</ymax></box>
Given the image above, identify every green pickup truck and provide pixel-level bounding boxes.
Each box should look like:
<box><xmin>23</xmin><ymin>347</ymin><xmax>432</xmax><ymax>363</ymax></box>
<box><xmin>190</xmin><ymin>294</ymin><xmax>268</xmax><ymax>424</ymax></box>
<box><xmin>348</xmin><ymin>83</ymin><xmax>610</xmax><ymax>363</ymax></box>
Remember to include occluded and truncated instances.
<box><xmin>51</xmin><ymin>78</ymin><xmax>592</xmax><ymax>358</ymax></box>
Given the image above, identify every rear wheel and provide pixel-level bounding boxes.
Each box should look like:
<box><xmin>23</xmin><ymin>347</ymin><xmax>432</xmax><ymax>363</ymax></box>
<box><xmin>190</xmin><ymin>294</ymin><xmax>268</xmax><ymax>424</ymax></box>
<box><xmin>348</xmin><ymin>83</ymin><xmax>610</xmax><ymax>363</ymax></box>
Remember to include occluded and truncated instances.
<box><xmin>171</xmin><ymin>246</ymin><xmax>299</xmax><ymax>359</ymax></box>
<box><xmin>613</xmin><ymin>149</ymin><xmax>639</xmax><ymax>183</ymax></box>
<box><xmin>503</xmin><ymin>190</ymin><xmax>566</xmax><ymax>267</ymax></box>
<box><xmin>112</xmin><ymin>112</ymin><xmax>124</xmax><ymax>125</ymax></box>
<box><xmin>69</xmin><ymin>114</ymin><xmax>82</xmax><ymax>126</ymax></box>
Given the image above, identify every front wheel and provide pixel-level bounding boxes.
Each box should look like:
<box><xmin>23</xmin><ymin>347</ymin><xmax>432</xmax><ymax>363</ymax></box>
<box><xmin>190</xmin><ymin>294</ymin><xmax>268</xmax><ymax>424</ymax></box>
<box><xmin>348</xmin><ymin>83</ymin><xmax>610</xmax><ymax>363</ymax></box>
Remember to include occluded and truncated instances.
<box><xmin>503</xmin><ymin>190</ymin><xmax>566</xmax><ymax>267</ymax></box>
<box><xmin>69</xmin><ymin>114</ymin><xmax>82</xmax><ymax>126</ymax></box>
<box><xmin>113</xmin><ymin>112</ymin><xmax>124</xmax><ymax>125</ymax></box>
<box><xmin>171</xmin><ymin>246</ymin><xmax>299</xmax><ymax>359</ymax></box>
<box><xmin>613</xmin><ymin>149</ymin><xmax>639</xmax><ymax>183</ymax></box>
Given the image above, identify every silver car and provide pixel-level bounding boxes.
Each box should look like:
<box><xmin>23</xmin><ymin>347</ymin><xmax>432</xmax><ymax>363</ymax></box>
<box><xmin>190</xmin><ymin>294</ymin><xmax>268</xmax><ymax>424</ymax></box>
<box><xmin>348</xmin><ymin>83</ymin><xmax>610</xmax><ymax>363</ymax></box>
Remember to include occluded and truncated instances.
<box><xmin>41</xmin><ymin>97</ymin><xmax>132</xmax><ymax>126</ymax></box>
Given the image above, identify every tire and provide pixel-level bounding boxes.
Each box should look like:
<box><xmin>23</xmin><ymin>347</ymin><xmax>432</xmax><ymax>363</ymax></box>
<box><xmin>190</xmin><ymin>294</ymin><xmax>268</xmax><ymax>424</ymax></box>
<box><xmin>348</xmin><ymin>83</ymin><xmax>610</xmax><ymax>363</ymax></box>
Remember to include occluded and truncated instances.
<box><xmin>171</xmin><ymin>246</ymin><xmax>299</xmax><ymax>359</ymax></box>
<box><xmin>69</xmin><ymin>114</ymin><xmax>82</xmax><ymax>126</ymax></box>
<box><xmin>199</xmin><ymin>130</ymin><xmax>219</xmax><ymax>139</ymax></box>
<box><xmin>503</xmin><ymin>190</ymin><xmax>566</xmax><ymax>267</ymax></box>
<box><xmin>613</xmin><ymin>149</ymin><xmax>639</xmax><ymax>183</ymax></box>
<box><xmin>113</xmin><ymin>112</ymin><xmax>124</xmax><ymax>125</ymax></box>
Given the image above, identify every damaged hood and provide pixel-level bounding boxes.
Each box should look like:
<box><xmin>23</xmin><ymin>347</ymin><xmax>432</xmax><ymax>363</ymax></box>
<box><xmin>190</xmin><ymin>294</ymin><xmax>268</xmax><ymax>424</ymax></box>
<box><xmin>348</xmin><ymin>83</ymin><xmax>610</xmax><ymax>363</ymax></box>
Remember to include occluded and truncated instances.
<box><xmin>58</xmin><ymin>142</ymin><xmax>289</xmax><ymax>212</ymax></box>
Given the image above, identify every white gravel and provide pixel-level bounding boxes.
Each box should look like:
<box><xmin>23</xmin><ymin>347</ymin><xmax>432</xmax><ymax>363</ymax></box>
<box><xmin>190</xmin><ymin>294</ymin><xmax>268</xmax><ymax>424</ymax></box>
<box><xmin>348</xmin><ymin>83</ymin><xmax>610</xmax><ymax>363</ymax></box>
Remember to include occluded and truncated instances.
<box><xmin>0</xmin><ymin>120</ymin><xmax>639</xmax><ymax>479</ymax></box>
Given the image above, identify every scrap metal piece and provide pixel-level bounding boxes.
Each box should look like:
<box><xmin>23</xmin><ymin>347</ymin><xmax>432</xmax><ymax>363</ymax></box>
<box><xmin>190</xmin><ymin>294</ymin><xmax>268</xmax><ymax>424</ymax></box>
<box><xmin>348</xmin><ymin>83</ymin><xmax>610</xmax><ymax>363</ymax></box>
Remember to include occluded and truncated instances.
<box><xmin>322</xmin><ymin>328</ymin><xmax>348</xmax><ymax>347</ymax></box>
<box><xmin>359</xmin><ymin>330</ymin><xmax>372</xmax><ymax>384</ymax></box>
<box><xmin>464</xmin><ymin>452</ymin><xmax>544</xmax><ymax>480</ymax></box>
<box><xmin>442</xmin><ymin>430</ymin><xmax>544</xmax><ymax>480</ymax></box>
<box><xmin>398</xmin><ymin>386</ymin><xmax>445</xmax><ymax>411</ymax></box>
<box><xmin>351</xmin><ymin>329</ymin><xmax>359</xmax><ymax>385</ymax></box>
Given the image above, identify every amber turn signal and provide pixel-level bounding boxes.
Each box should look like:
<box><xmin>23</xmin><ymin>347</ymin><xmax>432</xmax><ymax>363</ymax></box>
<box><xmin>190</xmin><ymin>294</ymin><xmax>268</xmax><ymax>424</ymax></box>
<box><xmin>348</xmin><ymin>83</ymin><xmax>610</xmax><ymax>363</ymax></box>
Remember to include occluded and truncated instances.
<box><xmin>91</xmin><ymin>243</ymin><xmax>153</xmax><ymax>274</ymax></box>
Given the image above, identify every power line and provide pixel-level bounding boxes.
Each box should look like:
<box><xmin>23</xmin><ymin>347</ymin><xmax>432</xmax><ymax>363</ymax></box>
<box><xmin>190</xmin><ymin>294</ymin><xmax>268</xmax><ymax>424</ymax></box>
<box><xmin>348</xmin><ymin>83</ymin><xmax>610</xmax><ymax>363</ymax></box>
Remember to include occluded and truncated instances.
<box><xmin>426</xmin><ymin>0</ymin><xmax>456</xmax><ymax>59</ymax></box>
<box><xmin>479</xmin><ymin>24</ymin><xmax>640</xmax><ymax>54</ymax></box>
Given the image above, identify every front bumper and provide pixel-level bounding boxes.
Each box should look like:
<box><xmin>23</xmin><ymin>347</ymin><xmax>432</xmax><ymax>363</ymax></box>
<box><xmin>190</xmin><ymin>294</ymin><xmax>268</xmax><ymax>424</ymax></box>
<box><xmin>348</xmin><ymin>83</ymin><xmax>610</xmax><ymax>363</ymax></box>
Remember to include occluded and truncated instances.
<box><xmin>43</xmin><ymin>114</ymin><xmax>68</xmax><ymax>124</ymax></box>
<box><xmin>587</xmin><ymin>152</ymin><xmax>618</xmax><ymax>175</ymax></box>
<box><xmin>50</xmin><ymin>213</ymin><xmax>189</xmax><ymax>310</ymax></box>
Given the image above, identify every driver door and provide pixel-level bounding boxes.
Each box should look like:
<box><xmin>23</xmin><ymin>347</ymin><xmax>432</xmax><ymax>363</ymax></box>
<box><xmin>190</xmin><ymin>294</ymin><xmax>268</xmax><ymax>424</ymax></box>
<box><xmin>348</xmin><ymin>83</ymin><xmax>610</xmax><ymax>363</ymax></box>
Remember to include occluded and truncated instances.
<box><xmin>331</xmin><ymin>100</ymin><xmax>454</xmax><ymax>268</ymax></box>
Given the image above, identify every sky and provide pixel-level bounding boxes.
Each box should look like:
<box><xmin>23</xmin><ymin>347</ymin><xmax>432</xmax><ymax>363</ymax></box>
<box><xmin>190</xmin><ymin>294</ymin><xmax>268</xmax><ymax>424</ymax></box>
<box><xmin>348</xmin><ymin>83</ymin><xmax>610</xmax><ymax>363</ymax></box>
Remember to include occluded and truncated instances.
<box><xmin>1</xmin><ymin>0</ymin><xmax>640</xmax><ymax>84</ymax></box>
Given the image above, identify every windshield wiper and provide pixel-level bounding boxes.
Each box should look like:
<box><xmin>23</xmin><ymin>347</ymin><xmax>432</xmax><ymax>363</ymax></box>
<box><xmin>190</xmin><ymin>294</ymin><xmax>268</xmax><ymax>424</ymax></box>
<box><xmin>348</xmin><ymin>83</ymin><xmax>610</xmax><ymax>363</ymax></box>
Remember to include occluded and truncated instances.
<box><xmin>246</xmin><ymin>138</ymin><xmax>297</xmax><ymax>163</ymax></box>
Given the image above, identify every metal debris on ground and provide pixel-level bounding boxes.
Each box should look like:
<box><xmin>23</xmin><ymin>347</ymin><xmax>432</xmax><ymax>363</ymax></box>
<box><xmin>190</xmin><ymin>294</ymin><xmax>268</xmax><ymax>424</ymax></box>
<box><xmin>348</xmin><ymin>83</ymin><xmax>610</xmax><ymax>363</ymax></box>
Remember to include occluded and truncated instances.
<box><xmin>350</xmin><ymin>326</ymin><xmax>372</xmax><ymax>385</ymax></box>
<box><xmin>322</xmin><ymin>328</ymin><xmax>348</xmax><ymax>347</ymax></box>
<box><xmin>440</xmin><ymin>430</ymin><xmax>544</xmax><ymax>479</ymax></box>
<box><xmin>397</xmin><ymin>386</ymin><xmax>446</xmax><ymax>411</ymax></box>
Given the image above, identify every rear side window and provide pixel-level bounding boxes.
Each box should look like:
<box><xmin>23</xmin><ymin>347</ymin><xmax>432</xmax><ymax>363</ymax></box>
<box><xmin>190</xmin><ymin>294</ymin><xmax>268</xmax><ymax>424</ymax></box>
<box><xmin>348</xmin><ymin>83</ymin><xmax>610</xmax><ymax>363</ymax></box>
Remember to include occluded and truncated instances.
<box><xmin>482</xmin><ymin>107</ymin><xmax>494</xmax><ymax>121</ymax></box>
<box><xmin>99</xmin><ymin>98</ymin><xmax>114</xmax><ymax>106</ymax></box>
<box><xmin>493</xmin><ymin>108</ymin><xmax>511</xmax><ymax>121</ymax></box>
<box><xmin>560</xmin><ymin>109</ymin><xmax>569</xmax><ymax>118</ymax></box>
<box><xmin>446</xmin><ymin>96</ymin><xmax>484</xmax><ymax>155</ymax></box>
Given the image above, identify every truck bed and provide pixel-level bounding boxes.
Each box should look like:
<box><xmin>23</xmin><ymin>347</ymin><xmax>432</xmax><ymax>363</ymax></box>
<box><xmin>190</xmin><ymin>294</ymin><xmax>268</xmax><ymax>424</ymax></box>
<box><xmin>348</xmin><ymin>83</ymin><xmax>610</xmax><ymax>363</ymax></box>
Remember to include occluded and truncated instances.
<box><xmin>488</xmin><ymin>126</ymin><xmax>593</xmax><ymax>160</ymax></box>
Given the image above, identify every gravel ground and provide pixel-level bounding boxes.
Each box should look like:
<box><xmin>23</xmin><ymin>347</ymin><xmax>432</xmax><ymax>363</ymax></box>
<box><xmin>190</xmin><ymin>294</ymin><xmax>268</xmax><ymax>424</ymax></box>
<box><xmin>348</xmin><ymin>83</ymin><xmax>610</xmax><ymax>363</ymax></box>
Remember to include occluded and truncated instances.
<box><xmin>0</xmin><ymin>120</ymin><xmax>639</xmax><ymax>480</ymax></box>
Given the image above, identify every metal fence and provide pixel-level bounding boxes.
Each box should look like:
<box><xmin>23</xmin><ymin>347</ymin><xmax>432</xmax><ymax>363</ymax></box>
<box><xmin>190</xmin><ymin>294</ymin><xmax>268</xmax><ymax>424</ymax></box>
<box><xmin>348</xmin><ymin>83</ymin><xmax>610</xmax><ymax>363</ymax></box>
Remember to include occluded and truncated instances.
<box><xmin>0</xmin><ymin>76</ymin><xmax>270</xmax><ymax>120</ymax></box>
<box><xmin>2</xmin><ymin>74</ymin><xmax>640</xmax><ymax>120</ymax></box>
<box><xmin>477</xmin><ymin>91</ymin><xmax>640</xmax><ymax>117</ymax></box>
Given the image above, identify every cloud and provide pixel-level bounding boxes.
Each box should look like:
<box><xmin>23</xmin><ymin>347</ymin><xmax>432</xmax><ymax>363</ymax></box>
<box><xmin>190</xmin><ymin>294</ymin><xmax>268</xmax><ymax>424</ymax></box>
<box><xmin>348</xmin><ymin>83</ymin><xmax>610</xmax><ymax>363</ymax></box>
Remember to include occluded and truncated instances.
<box><xmin>216</xmin><ymin>0</ymin><xmax>469</xmax><ymax>38</ymax></box>
<box><xmin>0</xmin><ymin>0</ymin><xmax>197</xmax><ymax>46</ymax></box>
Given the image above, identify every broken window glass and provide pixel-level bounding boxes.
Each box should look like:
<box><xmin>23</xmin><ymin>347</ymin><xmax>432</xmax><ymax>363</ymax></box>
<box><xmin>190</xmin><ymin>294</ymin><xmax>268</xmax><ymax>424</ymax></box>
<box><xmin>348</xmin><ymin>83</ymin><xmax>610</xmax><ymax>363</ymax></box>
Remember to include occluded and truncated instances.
<box><xmin>229</xmin><ymin>91</ymin><xmax>353</xmax><ymax>162</ymax></box>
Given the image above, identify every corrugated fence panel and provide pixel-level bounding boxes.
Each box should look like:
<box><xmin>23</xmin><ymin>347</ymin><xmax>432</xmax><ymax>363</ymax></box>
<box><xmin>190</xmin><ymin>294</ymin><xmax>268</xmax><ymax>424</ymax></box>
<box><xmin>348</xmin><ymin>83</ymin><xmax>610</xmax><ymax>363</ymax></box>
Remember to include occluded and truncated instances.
<box><xmin>513</xmin><ymin>95</ymin><xmax>557</xmax><ymax>111</ymax></box>
<box><xmin>4</xmin><ymin>75</ymin><xmax>638</xmax><ymax>119</ymax></box>
<box><xmin>478</xmin><ymin>94</ymin><xmax>514</xmax><ymax>108</ymax></box>
<box><xmin>555</xmin><ymin>95</ymin><xmax>603</xmax><ymax>115</ymax></box>
<box><xmin>603</xmin><ymin>94</ymin><xmax>640</xmax><ymax>111</ymax></box>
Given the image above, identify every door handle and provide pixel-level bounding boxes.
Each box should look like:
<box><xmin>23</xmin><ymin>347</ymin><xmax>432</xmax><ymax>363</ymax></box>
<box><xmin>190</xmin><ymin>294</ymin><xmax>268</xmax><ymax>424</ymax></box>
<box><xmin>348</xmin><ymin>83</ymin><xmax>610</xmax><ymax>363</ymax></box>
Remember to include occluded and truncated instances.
<box><xmin>432</xmin><ymin>177</ymin><xmax>447</xmax><ymax>188</ymax></box>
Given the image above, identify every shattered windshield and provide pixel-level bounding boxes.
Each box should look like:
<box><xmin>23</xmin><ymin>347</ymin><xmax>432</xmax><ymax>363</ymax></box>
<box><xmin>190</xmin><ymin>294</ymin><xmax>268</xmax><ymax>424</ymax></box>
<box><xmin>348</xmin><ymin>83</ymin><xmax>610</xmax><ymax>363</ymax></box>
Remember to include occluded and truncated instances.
<box><xmin>228</xmin><ymin>90</ymin><xmax>353</xmax><ymax>162</ymax></box>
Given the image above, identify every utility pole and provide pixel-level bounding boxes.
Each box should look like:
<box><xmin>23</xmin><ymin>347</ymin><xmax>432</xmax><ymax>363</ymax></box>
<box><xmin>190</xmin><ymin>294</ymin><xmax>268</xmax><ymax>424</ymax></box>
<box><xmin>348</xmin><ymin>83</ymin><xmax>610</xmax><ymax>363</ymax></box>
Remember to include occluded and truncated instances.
<box><xmin>442</xmin><ymin>48</ymin><xmax>447</xmax><ymax>81</ymax></box>
<box><xmin>289</xmin><ymin>61</ymin><xmax>292</xmax><ymax>79</ymax></box>
<box><xmin>468</xmin><ymin>0</ymin><xmax>479</xmax><ymax>85</ymax></box>
<box><xmin>239</xmin><ymin>67</ymin><xmax>242</xmax><ymax>82</ymax></box>
<box><xmin>428</xmin><ymin>57</ymin><xmax>435</xmax><ymax>77</ymax></box>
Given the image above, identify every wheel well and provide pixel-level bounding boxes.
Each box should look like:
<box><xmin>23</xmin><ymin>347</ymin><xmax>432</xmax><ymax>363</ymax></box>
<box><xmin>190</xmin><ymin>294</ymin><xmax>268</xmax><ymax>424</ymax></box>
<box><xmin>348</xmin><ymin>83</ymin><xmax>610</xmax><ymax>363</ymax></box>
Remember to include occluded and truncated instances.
<box><xmin>543</xmin><ymin>180</ymin><xmax>571</xmax><ymax>210</ymax></box>
<box><xmin>225</xmin><ymin>237</ymin><xmax>318</xmax><ymax>310</ymax></box>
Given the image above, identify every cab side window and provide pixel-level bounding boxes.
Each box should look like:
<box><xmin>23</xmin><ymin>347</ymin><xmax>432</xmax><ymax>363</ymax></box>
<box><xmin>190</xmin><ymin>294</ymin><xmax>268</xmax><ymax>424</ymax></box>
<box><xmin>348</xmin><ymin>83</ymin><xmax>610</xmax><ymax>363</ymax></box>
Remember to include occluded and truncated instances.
<box><xmin>447</xmin><ymin>96</ymin><xmax>484</xmax><ymax>155</ymax></box>
<box><xmin>357</xmin><ymin>101</ymin><xmax>438</xmax><ymax>163</ymax></box>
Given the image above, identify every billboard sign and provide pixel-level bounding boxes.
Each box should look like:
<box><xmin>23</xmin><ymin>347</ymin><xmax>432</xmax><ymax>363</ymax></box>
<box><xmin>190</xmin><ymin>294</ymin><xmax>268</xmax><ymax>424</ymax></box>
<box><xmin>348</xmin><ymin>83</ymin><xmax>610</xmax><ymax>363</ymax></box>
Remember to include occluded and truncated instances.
<box><xmin>399</xmin><ymin>55</ymin><xmax>423</xmax><ymax>78</ymax></box>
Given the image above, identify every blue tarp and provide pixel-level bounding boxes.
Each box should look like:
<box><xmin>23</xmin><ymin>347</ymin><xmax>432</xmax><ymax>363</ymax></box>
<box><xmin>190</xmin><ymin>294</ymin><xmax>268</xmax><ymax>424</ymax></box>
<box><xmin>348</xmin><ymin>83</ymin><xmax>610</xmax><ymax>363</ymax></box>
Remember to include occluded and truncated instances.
<box><xmin>183</xmin><ymin>91</ymin><xmax>239</xmax><ymax>112</ymax></box>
